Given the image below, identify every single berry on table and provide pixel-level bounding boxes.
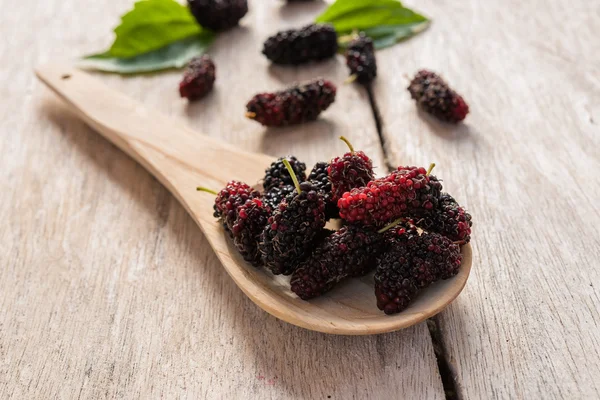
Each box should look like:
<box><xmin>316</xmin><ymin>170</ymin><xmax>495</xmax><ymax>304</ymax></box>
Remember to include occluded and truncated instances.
<box><xmin>345</xmin><ymin>33</ymin><xmax>377</xmax><ymax>84</ymax></box>
<box><xmin>259</xmin><ymin>161</ymin><xmax>326</xmax><ymax>275</ymax></box>
<box><xmin>291</xmin><ymin>225</ymin><xmax>384</xmax><ymax>300</ymax></box>
<box><xmin>179</xmin><ymin>55</ymin><xmax>216</xmax><ymax>101</ymax></box>
<box><xmin>246</xmin><ymin>79</ymin><xmax>337</xmax><ymax>127</ymax></box>
<box><xmin>263</xmin><ymin>156</ymin><xmax>307</xmax><ymax>191</ymax></box>
<box><xmin>262</xmin><ymin>23</ymin><xmax>338</xmax><ymax>65</ymax></box>
<box><xmin>308</xmin><ymin>161</ymin><xmax>339</xmax><ymax>220</ymax></box>
<box><xmin>187</xmin><ymin>0</ymin><xmax>248</xmax><ymax>31</ymax></box>
<box><xmin>415</xmin><ymin>193</ymin><xmax>473</xmax><ymax>243</ymax></box>
<box><xmin>407</xmin><ymin>70</ymin><xmax>469</xmax><ymax>123</ymax></box>
<box><xmin>328</xmin><ymin>136</ymin><xmax>375</xmax><ymax>203</ymax></box>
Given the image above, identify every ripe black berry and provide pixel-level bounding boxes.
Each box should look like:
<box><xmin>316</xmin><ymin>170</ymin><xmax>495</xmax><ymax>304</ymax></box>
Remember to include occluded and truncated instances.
<box><xmin>408</xmin><ymin>70</ymin><xmax>469</xmax><ymax>123</ymax></box>
<box><xmin>345</xmin><ymin>33</ymin><xmax>377</xmax><ymax>84</ymax></box>
<box><xmin>291</xmin><ymin>225</ymin><xmax>384</xmax><ymax>300</ymax></box>
<box><xmin>308</xmin><ymin>161</ymin><xmax>339</xmax><ymax>220</ymax></box>
<box><xmin>416</xmin><ymin>193</ymin><xmax>472</xmax><ymax>243</ymax></box>
<box><xmin>263</xmin><ymin>156</ymin><xmax>307</xmax><ymax>191</ymax></box>
<box><xmin>246</xmin><ymin>79</ymin><xmax>337</xmax><ymax>127</ymax></box>
<box><xmin>187</xmin><ymin>0</ymin><xmax>248</xmax><ymax>31</ymax></box>
<box><xmin>262</xmin><ymin>24</ymin><xmax>338</xmax><ymax>65</ymax></box>
<box><xmin>232</xmin><ymin>198</ymin><xmax>271</xmax><ymax>267</ymax></box>
<box><xmin>328</xmin><ymin>136</ymin><xmax>375</xmax><ymax>203</ymax></box>
<box><xmin>179</xmin><ymin>55</ymin><xmax>216</xmax><ymax>100</ymax></box>
<box><xmin>263</xmin><ymin>184</ymin><xmax>295</xmax><ymax>211</ymax></box>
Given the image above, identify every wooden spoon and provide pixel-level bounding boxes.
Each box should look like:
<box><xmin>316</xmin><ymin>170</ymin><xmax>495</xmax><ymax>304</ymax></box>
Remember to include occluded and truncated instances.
<box><xmin>35</xmin><ymin>64</ymin><xmax>472</xmax><ymax>335</ymax></box>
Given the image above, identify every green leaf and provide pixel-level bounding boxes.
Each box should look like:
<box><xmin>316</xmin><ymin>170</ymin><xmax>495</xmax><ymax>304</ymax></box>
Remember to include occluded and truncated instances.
<box><xmin>108</xmin><ymin>0</ymin><xmax>203</xmax><ymax>59</ymax></box>
<box><xmin>316</xmin><ymin>0</ymin><xmax>429</xmax><ymax>49</ymax></box>
<box><xmin>78</xmin><ymin>33</ymin><xmax>214</xmax><ymax>74</ymax></box>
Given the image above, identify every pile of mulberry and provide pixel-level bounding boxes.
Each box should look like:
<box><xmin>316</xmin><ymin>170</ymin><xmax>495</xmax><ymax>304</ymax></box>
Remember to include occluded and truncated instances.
<box><xmin>308</xmin><ymin>161</ymin><xmax>339</xmax><ymax>220</ymax></box>
<box><xmin>328</xmin><ymin>137</ymin><xmax>375</xmax><ymax>203</ymax></box>
<box><xmin>408</xmin><ymin>70</ymin><xmax>469</xmax><ymax>123</ymax></box>
<box><xmin>338</xmin><ymin>166</ymin><xmax>442</xmax><ymax>226</ymax></box>
<box><xmin>246</xmin><ymin>79</ymin><xmax>337</xmax><ymax>127</ymax></box>
<box><xmin>345</xmin><ymin>33</ymin><xmax>377</xmax><ymax>84</ymax></box>
<box><xmin>263</xmin><ymin>156</ymin><xmax>307</xmax><ymax>191</ymax></box>
<box><xmin>179</xmin><ymin>55</ymin><xmax>216</xmax><ymax>101</ymax></box>
<box><xmin>187</xmin><ymin>0</ymin><xmax>248</xmax><ymax>31</ymax></box>
<box><xmin>291</xmin><ymin>225</ymin><xmax>384</xmax><ymax>300</ymax></box>
<box><xmin>259</xmin><ymin>181</ymin><xmax>326</xmax><ymax>275</ymax></box>
<box><xmin>232</xmin><ymin>198</ymin><xmax>271</xmax><ymax>267</ymax></box>
<box><xmin>416</xmin><ymin>193</ymin><xmax>472</xmax><ymax>243</ymax></box>
<box><xmin>262</xmin><ymin>23</ymin><xmax>338</xmax><ymax>65</ymax></box>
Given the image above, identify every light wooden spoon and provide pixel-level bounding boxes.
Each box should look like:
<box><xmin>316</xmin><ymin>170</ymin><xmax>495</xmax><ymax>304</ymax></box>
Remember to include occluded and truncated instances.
<box><xmin>35</xmin><ymin>64</ymin><xmax>472</xmax><ymax>335</ymax></box>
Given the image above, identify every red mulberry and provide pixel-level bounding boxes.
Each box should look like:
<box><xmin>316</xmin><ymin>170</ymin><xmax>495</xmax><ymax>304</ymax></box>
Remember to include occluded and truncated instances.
<box><xmin>408</xmin><ymin>70</ymin><xmax>469</xmax><ymax>123</ymax></box>
<box><xmin>338</xmin><ymin>165</ymin><xmax>442</xmax><ymax>226</ymax></box>
<box><xmin>246</xmin><ymin>79</ymin><xmax>336</xmax><ymax>127</ymax></box>
<box><xmin>291</xmin><ymin>225</ymin><xmax>384</xmax><ymax>300</ymax></box>
<box><xmin>328</xmin><ymin>136</ymin><xmax>375</xmax><ymax>203</ymax></box>
<box><xmin>345</xmin><ymin>33</ymin><xmax>377</xmax><ymax>84</ymax></box>
<box><xmin>179</xmin><ymin>55</ymin><xmax>216</xmax><ymax>101</ymax></box>
<box><xmin>187</xmin><ymin>0</ymin><xmax>248</xmax><ymax>31</ymax></box>
<box><xmin>262</xmin><ymin>24</ymin><xmax>338</xmax><ymax>65</ymax></box>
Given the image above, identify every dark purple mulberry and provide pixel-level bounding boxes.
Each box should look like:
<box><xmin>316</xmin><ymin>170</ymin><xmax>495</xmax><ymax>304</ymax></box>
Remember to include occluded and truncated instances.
<box><xmin>291</xmin><ymin>225</ymin><xmax>384</xmax><ymax>300</ymax></box>
<box><xmin>338</xmin><ymin>165</ymin><xmax>442</xmax><ymax>226</ymax></box>
<box><xmin>231</xmin><ymin>198</ymin><xmax>271</xmax><ymax>267</ymax></box>
<box><xmin>207</xmin><ymin>181</ymin><xmax>260</xmax><ymax>234</ymax></box>
<box><xmin>328</xmin><ymin>137</ymin><xmax>375</xmax><ymax>203</ymax></box>
<box><xmin>187</xmin><ymin>0</ymin><xmax>248</xmax><ymax>31</ymax></box>
<box><xmin>263</xmin><ymin>184</ymin><xmax>295</xmax><ymax>211</ymax></box>
<box><xmin>345</xmin><ymin>33</ymin><xmax>377</xmax><ymax>84</ymax></box>
<box><xmin>408</xmin><ymin>70</ymin><xmax>469</xmax><ymax>123</ymax></box>
<box><xmin>262</xmin><ymin>23</ymin><xmax>338</xmax><ymax>65</ymax></box>
<box><xmin>308</xmin><ymin>161</ymin><xmax>339</xmax><ymax>220</ymax></box>
<box><xmin>415</xmin><ymin>193</ymin><xmax>472</xmax><ymax>243</ymax></box>
<box><xmin>179</xmin><ymin>55</ymin><xmax>216</xmax><ymax>100</ymax></box>
<box><xmin>263</xmin><ymin>156</ymin><xmax>307</xmax><ymax>191</ymax></box>
<box><xmin>259</xmin><ymin>181</ymin><xmax>326</xmax><ymax>275</ymax></box>
<box><xmin>246</xmin><ymin>79</ymin><xmax>337</xmax><ymax>127</ymax></box>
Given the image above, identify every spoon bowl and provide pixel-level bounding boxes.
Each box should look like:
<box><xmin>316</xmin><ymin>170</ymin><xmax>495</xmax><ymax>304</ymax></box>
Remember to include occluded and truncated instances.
<box><xmin>35</xmin><ymin>64</ymin><xmax>472</xmax><ymax>335</ymax></box>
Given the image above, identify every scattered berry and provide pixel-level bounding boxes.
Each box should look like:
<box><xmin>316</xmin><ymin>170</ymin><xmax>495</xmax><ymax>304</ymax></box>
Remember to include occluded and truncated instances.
<box><xmin>345</xmin><ymin>33</ymin><xmax>377</xmax><ymax>84</ymax></box>
<box><xmin>187</xmin><ymin>0</ymin><xmax>248</xmax><ymax>31</ymax></box>
<box><xmin>262</xmin><ymin>23</ymin><xmax>338</xmax><ymax>65</ymax></box>
<box><xmin>179</xmin><ymin>55</ymin><xmax>216</xmax><ymax>101</ymax></box>
<box><xmin>263</xmin><ymin>156</ymin><xmax>307</xmax><ymax>191</ymax></box>
<box><xmin>246</xmin><ymin>79</ymin><xmax>337</xmax><ymax>127</ymax></box>
<box><xmin>408</xmin><ymin>70</ymin><xmax>469</xmax><ymax>123</ymax></box>
<box><xmin>291</xmin><ymin>225</ymin><xmax>384</xmax><ymax>300</ymax></box>
<box><xmin>232</xmin><ymin>198</ymin><xmax>271</xmax><ymax>267</ymax></box>
<box><xmin>416</xmin><ymin>193</ymin><xmax>472</xmax><ymax>243</ymax></box>
<box><xmin>308</xmin><ymin>161</ymin><xmax>339</xmax><ymax>220</ymax></box>
<box><xmin>338</xmin><ymin>165</ymin><xmax>442</xmax><ymax>226</ymax></box>
<box><xmin>259</xmin><ymin>163</ymin><xmax>326</xmax><ymax>275</ymax></box>
<box><xmin>328</xmin><ymin>136</ymin><xmax>375</xmax><ymax>203</ymax></box>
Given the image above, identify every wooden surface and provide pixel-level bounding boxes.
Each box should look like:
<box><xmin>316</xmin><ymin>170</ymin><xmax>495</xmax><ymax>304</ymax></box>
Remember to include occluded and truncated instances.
<box><xmin>0</xmin><ymin>0</ymin><xmax>598</xmax><ymax>399</ymax></box>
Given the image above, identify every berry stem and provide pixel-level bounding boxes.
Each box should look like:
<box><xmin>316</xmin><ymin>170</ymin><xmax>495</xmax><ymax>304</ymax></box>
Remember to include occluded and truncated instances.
<box><xmin>344</xmin><ymin>74</ymin><xmax>358</xmax><ymax>84</ymax></box>
<box><xmin>339</xmin><ymin>136</ymin><xmax>355</xmax><ymax>153</ymax></box>
<box><xmin>282</xmin><ymin>159</ymin><xmax>302</xmax><ymax>193</ymax></box>
<box><xmin>196</xmin><ymin>187</ymin><xmax>218</xmax><ymax>195</ymax></box>
<box><xmin>426</xmin><ymin>163</ymin><xmax>436</xmax><ymax>176</ymax></box>
<box><xmin>245</xmin><ymin>111</ymin><xmax>257</xmax><ymax>119</ymax></box>
<box><xmin>377</xmin><ymin>217</ymin><xmax>408</xmax><ymax>234</ymax></box>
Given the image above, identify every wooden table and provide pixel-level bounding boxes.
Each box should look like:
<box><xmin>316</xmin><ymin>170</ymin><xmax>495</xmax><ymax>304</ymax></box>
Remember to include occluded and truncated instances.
<box><xmin>2</xmin><ymin>1</ymin><xmax>599</xmax><ymax>398</ymax></box>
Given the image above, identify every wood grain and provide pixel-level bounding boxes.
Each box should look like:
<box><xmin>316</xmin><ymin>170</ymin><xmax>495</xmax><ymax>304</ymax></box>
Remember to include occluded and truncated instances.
<box><xmin>0</xmin><ymin>0</ymin><xmax>445</xmax><ymax>398</ymax></box>
<box><xmin>376</xmin><ymin>0</ymin><xmax>600</xmax><ymax>398</ymax></box>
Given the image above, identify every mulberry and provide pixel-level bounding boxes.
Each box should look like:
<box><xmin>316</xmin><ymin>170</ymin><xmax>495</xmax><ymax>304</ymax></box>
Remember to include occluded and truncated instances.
<box><xmin>408</xmin><ymin>70</ymin><xmax>469</xmax><ymax>123</ymax></box>
<box><xmin>328</xmin><ymin>136</ymin><xmax>375</xmax><ymax>203</ymax></box>
<box><xmin>291</xmin><ymin>225</ymin><xmax>384</xmax><ymax>300</ymax></box>
<box><xmin>345</xmin><ymin>33</ymin><xmax>377</xmax><ymax>84</ymax></box>
<box><xmin>187</xmin><ymin>0</ymin><xmax>248</xmax><ymax>31</ymax></box>
<box><xmin>232</xmin><ymin>198</ymin><xmax>271</xmax><ymax>267</ymax></box>
<box><xmin>246</xmin><ymin>79</ymin><xmax>336</xmax><ymax>127</ymax></box>
<box><xmin>308</xmin><ymin>161</ymin><xmax>339</xmax><ymax>220</ymax></box>
<box><xmin>179</xmin><ymin>55</ymin><xmax>216</xmax><ymax>100</ymax></box>
<box><xmin>263</xmin><ymin>156</ymin><xmax>307</xmax><ymax>191</ymax></box>
<box><xmin>416</xmin><ymin>193</ymin><xmax>472</xmax><ymax>243</ymax></box>
<box><xmin>262</xmin><ymin>23</ymin><xmax>338</xmax><ymax>65</ymax></box>
<box><xmin>198</xmin><ymin>181</ymin><xmax>259</xmax><ymax>234</ymax></box>
<box><xmin>263</xmin><ymin>184</ymin><xmax>295</xmax><ymax>211</ymax></box>
<box><xmin>338</xmin><ymin>165</ymin><xmax>442</xmax><ymax>226</ymax></box>
<box><xmin>259</xmin><ymin>162</ymin><xmax>326</xmax><ymax>275</ymax></box>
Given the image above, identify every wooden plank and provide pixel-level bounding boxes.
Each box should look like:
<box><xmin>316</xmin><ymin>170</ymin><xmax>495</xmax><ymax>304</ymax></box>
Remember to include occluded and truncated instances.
<box><xmin>376</xmin><ymin>0</ymin><xmax>600</xmax><ymax>398</ymax></box>
<box><xmin>0</xmin><ymin>1</ymin><xmax>445</xmax><ymax>398</ymax></box>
